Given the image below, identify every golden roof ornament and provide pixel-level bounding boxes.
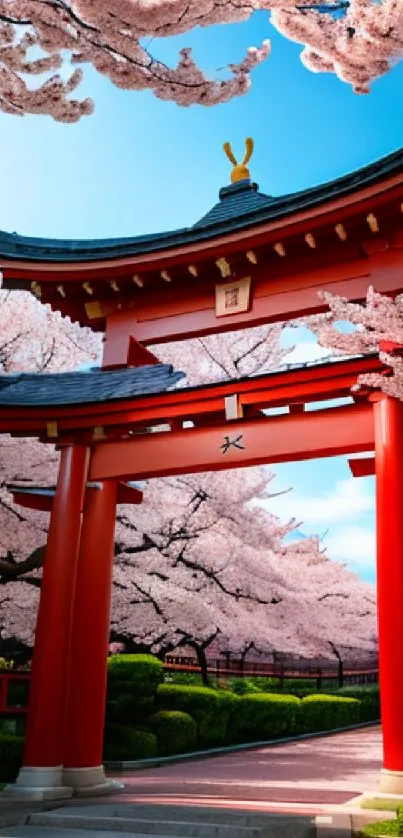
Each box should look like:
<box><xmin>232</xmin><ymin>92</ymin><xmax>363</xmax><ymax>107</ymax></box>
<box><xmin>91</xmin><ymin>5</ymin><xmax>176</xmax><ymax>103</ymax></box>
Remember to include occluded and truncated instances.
<box><xmin>223</xmin><ymin>137</ymin><xmax>254</xmax><ymax>184</ymax></box>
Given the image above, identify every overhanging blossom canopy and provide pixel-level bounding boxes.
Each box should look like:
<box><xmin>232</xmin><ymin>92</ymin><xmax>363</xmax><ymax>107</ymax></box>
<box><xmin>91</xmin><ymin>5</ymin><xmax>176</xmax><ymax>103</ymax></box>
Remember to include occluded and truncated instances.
<box><xmin>0</xmin><ymin>0</ymin><xmax>400</xmax><ymax>121</ymax></box>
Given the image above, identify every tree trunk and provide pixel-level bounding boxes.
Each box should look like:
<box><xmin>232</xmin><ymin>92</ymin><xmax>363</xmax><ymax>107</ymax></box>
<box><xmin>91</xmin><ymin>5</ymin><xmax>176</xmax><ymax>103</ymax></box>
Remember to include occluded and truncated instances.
<box><xmin>329</xmin><ymin>643</ymin><xmax>344</xmax><ymax>689</ymax></box>
<box><xmin>192</xmin><ymin>643</ymin><xmax>209</xmax><ymax>686</ymax></box>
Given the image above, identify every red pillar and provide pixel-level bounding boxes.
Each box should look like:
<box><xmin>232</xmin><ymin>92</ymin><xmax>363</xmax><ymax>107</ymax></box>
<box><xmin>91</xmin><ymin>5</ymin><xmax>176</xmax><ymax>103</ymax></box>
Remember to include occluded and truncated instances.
<box><xmin>63</xmin><ymin>480</ymin><xmax>122</xmax><ymax>795</ymax></box>
<box><xmin>374</xmin><ymin>396</ymin><xmax>403</xmax><ymax>792</ymax></box>
<box><xmin>10</xmin><ymin>445</ymin><xmax>88</xmax><ymax>798</ymax></box>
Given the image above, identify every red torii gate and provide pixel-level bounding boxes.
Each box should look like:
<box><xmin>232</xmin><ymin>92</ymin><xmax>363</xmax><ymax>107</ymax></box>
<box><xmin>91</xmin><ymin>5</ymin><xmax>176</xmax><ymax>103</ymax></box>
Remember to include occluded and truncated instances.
<box><xmin>2</xmin><ymin>143</ymin><xmax>403</xmax><ymax>798</ymax></box>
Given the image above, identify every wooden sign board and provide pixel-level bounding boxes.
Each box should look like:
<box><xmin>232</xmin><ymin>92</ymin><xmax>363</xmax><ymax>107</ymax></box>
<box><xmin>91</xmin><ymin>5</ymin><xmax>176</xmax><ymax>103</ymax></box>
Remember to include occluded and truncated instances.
<box><xmin>215</xmin><ymin>277</ymin><xmax>251</xmax><ymax>317</ymax></box>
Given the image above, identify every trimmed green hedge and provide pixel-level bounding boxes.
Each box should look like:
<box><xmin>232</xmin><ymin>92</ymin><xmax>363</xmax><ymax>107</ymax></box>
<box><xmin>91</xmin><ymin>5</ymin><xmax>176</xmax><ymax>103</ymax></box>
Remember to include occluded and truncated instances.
<box><xmin>336</xmin><ymin>686</ymin><xmax>379</xmax><ymax>722</ymax></box>
<box><xmin>103</xmin><ymin>723</ymin><xmax>157</xmax><ymax>761</ymax></box>
<box><xmin>229</xmin><ymin>693</ymin><xmax>300</xmax><ymax>742</ymax></box>
<box><xmin>156</xmin><ymin>684</ymin><xmax>236</xmax><ymax>747</ymax></box>
<box><xmin>0</xmin><ymin>734</ymin><xmax>25</xmax><ymax>782</ymax></box>
<box><xmin>150</xmin><ymin>710</ymin><xmax>197</xmax><ymax>756</ymax></box>
<box><xmin>107</xmin><ymin>654</ymin><xmax>164</xmax><ymax>695</ymax></box>
<box><xmin>297</xmin><ymin>694</ymin><xmax>360</xmax><ymax>733</ymax></box>
<box><xmin>107</xmin><ymin>654</ymin><xmax>164</xmax><ymax>722</ymax></box>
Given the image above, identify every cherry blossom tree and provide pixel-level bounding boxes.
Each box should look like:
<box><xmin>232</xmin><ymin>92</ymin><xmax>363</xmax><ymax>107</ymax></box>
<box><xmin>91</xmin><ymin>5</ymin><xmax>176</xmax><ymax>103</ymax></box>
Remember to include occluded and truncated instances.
<box><xmin>0</xmin><ymin>290</ymin><xmax>99</xmax><ymax>646</ymax></box>
<box><xmin>108</xmin><ymin>328</ymin><xmax>377</xmax><ymax>677</ymax></box>
<box><xmin>0</xmin><ymin>289</ymin><xmax>100</xmax><ymax>373</ymax></box>
<box><xmin>154</xmin><ymin>324</ymin><xmax>287</xmax><ymax>385</ymax></box>
<box><xmin>305</xmin><ymin>286</ymin><xmax>403</xmax><ymax>400</ymax></box>
<box><xmin>0</xmin><ymin>1</ymin><xmax>400</xmax><ymax>121</ymax></box>
<box><xmin>111</xmin><ymin>467</ymin><xmax>378</xmax><ymax>682</ymax></box>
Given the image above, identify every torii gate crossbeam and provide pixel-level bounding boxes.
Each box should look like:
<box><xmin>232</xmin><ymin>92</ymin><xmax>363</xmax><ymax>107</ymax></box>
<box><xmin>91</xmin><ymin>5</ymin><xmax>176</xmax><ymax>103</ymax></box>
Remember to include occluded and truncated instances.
<box><xmin>90</xmin><ymin>403</ymin><xmax>374</xmax><ymax>481</ymax></box>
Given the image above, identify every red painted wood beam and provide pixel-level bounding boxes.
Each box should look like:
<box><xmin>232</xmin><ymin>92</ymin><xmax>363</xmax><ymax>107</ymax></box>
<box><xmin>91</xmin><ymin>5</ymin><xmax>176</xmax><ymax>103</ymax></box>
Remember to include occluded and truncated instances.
<box><xmin>102</xmin><ymin>264</ymin><xmax>372</xmax><ymax>359</ymax></box>
<box><xmin>0</xmin><ymin>355</ymin><xmax>385</xmax><ymax>438</ymax></box>
<box><xmin>106</xmin><ymin>257</ymin><xmax>399</xmax><ymax>358</ymax></box>
<box><xmin>101</xmin><ymin>249</ymin><xmax>403</xmax><ymax>361</ymax></box>
<box><xmin>116</xmin><ymin>482</ymin><xmax>143</xmax><ymax>505</ymax></box>
<box><xmin>2</xmin><ymin>172</ymin><xmax>403</xmax><ymax>286</ymax></box>
<box><xmin>89</xmin><ymin>403</ymin><xmax>373</xmax><ymax>482</ymax></box>
<box><xmin>348</xmin><ymin>456</ymin><xmax>376</xmax><ymax>477</ymax></box>
<box><xmin>11</xmin><ymin>489</ymin><xmax>54</xmax><ymax>512</ymax></box>
<box><xmin>126</xmin><ymin>338</ymin><xmax>160</xmax><ymax>367</ymax></box>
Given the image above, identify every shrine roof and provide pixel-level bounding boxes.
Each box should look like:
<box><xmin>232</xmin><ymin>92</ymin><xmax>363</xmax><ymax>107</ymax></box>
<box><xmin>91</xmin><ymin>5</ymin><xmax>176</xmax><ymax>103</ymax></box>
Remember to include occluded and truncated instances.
<box><xmin>0</xmin><ymin>147</ymin><xmax>402</xmax><ymax>263</ymax></box>
<box><xmin>0</xmin><ymin>364</ymin><xmax>184</xmax><ymax>407</ymax></box>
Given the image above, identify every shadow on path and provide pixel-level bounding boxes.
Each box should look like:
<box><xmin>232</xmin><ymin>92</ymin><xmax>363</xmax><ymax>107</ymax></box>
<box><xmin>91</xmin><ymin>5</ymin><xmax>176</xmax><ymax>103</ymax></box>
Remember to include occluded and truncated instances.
<box><xmin>97</xmin><ymin>727</ymin><xmax>383</xmax><ymax>811</ymax></box>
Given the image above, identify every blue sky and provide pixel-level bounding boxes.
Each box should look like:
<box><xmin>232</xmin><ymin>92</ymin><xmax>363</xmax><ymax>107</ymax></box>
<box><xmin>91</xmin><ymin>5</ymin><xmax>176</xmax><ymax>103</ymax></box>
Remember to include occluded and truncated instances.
<box><xmin>268</xmin><ymin>334</ymin><xmax>376</xmax><ymax>583</ymax></box>
<box><xmin>262</xmin><ymin>327</ymin><xmax>376</xmax><ymax>584</ymax></box>
<box><xmin>2</xmin><ymin>10</ymin><xmax>402</xmax><ymax>583</ymax></box>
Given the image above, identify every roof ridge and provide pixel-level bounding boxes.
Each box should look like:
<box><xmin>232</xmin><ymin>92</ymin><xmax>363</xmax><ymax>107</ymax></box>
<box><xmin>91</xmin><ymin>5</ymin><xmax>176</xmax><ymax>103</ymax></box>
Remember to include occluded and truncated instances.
<box><xmin>0</xmin><ymin>148</ymin><xmax>402</xmax><ymax>263</ymax></box>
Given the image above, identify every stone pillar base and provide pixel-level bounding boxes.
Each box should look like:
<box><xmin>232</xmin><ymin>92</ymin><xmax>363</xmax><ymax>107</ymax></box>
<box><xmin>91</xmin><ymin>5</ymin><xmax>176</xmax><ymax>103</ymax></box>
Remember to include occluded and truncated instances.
<box><xmin>380</xmin><ymin>769</ymin><xmax>403</xmax><ymax>794</ymax></box>
<box><xmin>2</xmin><ymin>766</ymin><xmax>73</xmax><ymax>801</ymax></box>
<box><xmin>63</xmin><ymin>765</ymin><xmax>125</xmax><ymax>797</ymax></box>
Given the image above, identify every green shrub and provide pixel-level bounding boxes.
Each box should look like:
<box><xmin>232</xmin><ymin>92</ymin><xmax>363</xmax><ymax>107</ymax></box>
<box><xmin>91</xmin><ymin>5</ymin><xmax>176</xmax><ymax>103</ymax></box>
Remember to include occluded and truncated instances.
<box><xmin>157</xmin><ymin>684</ymin><xmax>236</xmax><ymax>747</ymax></box>
<box><xmin>0</xmin><ymin>734</ymin><xmax>25</xmax><ymax>782</ymax></box>
<box><xmin>7</xmin><ymin>679</ymin><xmax>30</xmax><ymax>708</ymax></box>
<box><xmin>0</xmin><ymin>719</ymin><xmax>17</xmax><ymax>735</ymax></box>
<box><xmin>228</xmin><ymin>679</ymin><xmax>261</xmax><ymax>696</ymax></box>
<box><xmin>336</xmin><ymin>686</ymin><xmax>380</xmax><ymax>722</ymax></box>
<box><xmin>107</xmin><ymin>654</ymin><xmax>164</xmax><ymax>697</ymax></box>
<box><xmin>164</xmin><ymin>672</ymin><xmax>206</xmax><ymax>687</ymax></box>
<box><xmin>150</xmin><ymin>710</ymin><xmax>197</xmax><ymax>756</ymax></box>
<box><xmin>236</xmin><ymin>677</ymin><xmax>332</xmax><ymax>698</ymax></box>
<box><xmin>297</xmin><ymin>694</ymin><xmax>360</xmax><ymax>734</ymax></box>
<box><xmin>103</xmin><ymin>723</ymin><xmax>157</xmax><ymax>761</ymax></box>
<box><xmin>107</xmin><ymin>693</ymin><xmax>149</xmax><ymax>725</ymax></box>
<box><xmin>106</xmin><ymin>654</ymin><xmax>164</xmax><ymax>722</ymax></box>
<box><xmin>282</xmin><ymin>678</ymin><xmax>317</xmax><ymax>693</ymax></box>
<box><xmin>229</xmin><ymin>693</ymin><xmax>300</xmax><ymax>743</ymax></box>
<box><xmin>242</xmin><ymin>677</ymin><xmax>283</xmax><ymax>693</ymax></box>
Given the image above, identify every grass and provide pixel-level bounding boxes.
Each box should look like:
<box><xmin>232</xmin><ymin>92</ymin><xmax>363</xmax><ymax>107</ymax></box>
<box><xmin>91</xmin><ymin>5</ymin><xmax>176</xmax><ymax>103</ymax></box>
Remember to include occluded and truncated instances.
<box><xmin>356</xmin><ymin>803</ymin><xmax>403</xmax><ymax>837</ymax></box>
<box><xmin>357</xmin><ymin>821</ymin><xmax>399</xmax><ymax>836</ymax></box>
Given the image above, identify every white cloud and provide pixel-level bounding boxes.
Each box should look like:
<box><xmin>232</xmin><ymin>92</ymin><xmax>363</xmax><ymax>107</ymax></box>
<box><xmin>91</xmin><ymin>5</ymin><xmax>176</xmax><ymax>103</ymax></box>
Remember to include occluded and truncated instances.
<box><xmin>324</xmin><ymin>525</ymin><xmax>376</xmax><ymax>571</ymax></box>
<box><xmin>259</xmin><ymin>477</ymin><xmax>374</xmax><ymax>526</ymax></box>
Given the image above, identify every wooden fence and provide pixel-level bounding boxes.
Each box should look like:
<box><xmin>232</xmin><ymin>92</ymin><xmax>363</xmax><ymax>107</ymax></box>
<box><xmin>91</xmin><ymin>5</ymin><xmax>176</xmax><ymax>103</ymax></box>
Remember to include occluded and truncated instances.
<box><xmin>0</xmin><ymin>658</ymin><xmax>379</xmax><ymax>716</ymax></box>
<box><xmin>164</xmin><ymin>655</ymin><xmax>379</xmax><ymax>689</ymax></box>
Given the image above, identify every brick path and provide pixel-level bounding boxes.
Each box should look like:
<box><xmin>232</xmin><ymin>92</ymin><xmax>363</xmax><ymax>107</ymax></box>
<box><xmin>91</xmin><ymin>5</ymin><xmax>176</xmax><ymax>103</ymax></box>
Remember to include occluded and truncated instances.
<box><xmin>100</xmin><ymin>726</ymin><xmax>383</xmax><ymax>816</ymax></box>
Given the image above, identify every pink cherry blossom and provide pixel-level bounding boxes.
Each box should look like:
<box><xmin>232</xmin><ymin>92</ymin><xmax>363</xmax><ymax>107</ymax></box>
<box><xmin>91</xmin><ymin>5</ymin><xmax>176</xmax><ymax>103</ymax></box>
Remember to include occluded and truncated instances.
<box><xmin>305</xmin><ymin>286</ymin><xmax>403</xmax><ymax>401</ymax></box>
<box><xmin>0</xmin><ymin>1</ymin><xmax>400</xmax><ymax>120</ymax></box>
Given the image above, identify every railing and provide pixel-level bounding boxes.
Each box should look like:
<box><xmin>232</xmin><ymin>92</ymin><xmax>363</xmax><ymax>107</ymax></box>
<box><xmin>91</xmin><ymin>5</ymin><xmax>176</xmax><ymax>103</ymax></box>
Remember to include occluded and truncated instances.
<box><xmin>0</xmin><ymin>672</ymin><xmax>30</xmax><ymax>715</ymax></box>
<box><xmin>0</xmin><ymin>656</ymin><xmax>379</xmax><ymax>715</ymax></box>
<box><xmin>164</xmin><ymin>656</ymin><xmax>379</xmax><ymax>688</ymax></box>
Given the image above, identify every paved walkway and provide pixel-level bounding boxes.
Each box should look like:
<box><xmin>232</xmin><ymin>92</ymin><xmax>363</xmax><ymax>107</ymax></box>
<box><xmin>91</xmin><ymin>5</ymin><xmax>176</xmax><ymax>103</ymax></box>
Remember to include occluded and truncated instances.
<box><xmin>0</xmin><ymin>726</ymin><xmax>384</xmax><ymax>825</ymax></box>
<box><xmin>97</xmin><ymin>726</ymin><xmax>383</xmax><ymax>817</ymax></box>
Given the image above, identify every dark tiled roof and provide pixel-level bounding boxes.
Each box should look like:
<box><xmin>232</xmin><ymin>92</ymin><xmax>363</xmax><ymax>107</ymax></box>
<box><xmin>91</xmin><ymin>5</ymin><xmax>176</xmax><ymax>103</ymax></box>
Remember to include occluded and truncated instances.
<box><xmin>0</xmin><ymin>364</ymin><xmax>184</xmax><ymax>407</ymax></box>
<box><xmin>7</xmin><ymin>485</ymin><xmax>55</xmax><ymax>496</ymax></box>
<box><xmin>193</xmin><ymin>181</ymin><xmax>274</xmax><ymax>229</ymax></box>
<box><xmin>0</xmin><ymin>148</ymin><xmax>402</xmax><ymax>263</ymax></box>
